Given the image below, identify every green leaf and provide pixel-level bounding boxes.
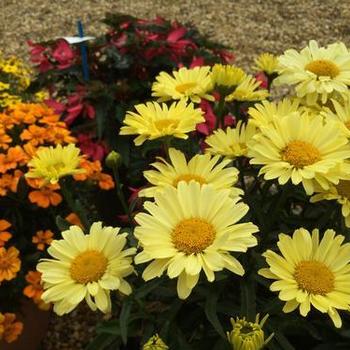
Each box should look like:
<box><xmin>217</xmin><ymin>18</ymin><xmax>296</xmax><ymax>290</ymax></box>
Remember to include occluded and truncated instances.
<box><xmin>240</xmin><ymin>277</ymin><xmax>256</xmax><ymax>321</ymax></box>
<box><xmin>119</xmin><ymin>298</ymin><xmax>133</xmax><ymax>344</ymax></box>
<box><xmin>273</xmin><ymin>331</ymin><xmax>295</xmax><ymax>350</ymax></box>
<box><xmin>205</xmin><ymin>290</ymin><xmax>225</xmax><ymax>339</ymax></box>
<box><xmin>134</xmin><ymin>279</ymin><xmax>163</xmax><ymax>299</ymax></box>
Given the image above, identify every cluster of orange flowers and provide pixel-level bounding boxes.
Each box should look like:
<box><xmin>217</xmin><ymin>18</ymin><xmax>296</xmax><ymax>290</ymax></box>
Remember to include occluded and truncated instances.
<box><xmin>0</xmin><ymin>102</ymin><xmax>114</xmax><ymax>206</ymax></box>
<box><xmin>23</xmin><ymin>271</ymin><xmax>51</xmax><ymax>311</ymax></box>
<box><xmin>0</xmin><ymin>312</ymin><xmax>23</xmax><ymax>343</ymax></box>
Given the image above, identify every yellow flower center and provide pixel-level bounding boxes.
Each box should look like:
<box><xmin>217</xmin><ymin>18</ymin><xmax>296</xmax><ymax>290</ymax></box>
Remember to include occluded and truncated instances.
<box><xmin>173</xmin><ymin>174</ymin><xmax>207</xmax><ymax>186</ymax></box>
<box><xmin>171</xmin><ymin>218</ymin><xmax>215</xmax><ymax>254</ymax></box>
<box><xmin>154</xmin><ymin>119</ymin><xmax>179</xmax><ymax>131</ymax></box>
<box><xmin>294</xmin><ymin>260</ymin><xmax>334</xmax><ymax>295</ymax></box>
<box><xmin>336</xmin><ymin>180</ymin><xmax>350</xmax><ymax>199</ymax></box>
<box><xmin>305</xmin><ymin>59</ymin><xmax>340</xmax><ymax>78</ymax></box>
<box><xmin>175</xmin><ymin>82</ymin><xmax>197</xmax><ymax>93</ymax></box>
<box><xmin>281</xmin><ymin>140</ymin><xmax>321</xmax><ymax>168</ymax></box>
<box><xmin>70</xmin><ymin>250</ymin><xmax>108</xmax><ymax>284</ymax></box>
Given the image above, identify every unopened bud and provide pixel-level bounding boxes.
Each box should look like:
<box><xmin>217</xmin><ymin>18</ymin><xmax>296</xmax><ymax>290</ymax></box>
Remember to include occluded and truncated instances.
<box><xmin>105</xmin><ymin>151</ymin><xmax>121</xmax><ymax>168</ymax></box>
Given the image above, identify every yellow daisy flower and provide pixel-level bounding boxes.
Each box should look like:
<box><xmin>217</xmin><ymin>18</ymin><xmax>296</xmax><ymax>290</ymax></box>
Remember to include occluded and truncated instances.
<box><xmin>134</xmin><ymin>181</ymin><xmax>258</xmax><ymax>299</ymax></box>
<box><xmin>311</xmin><ymin>179</ymin><xmax>350</xmax><ymax>227</ymax></box>
<box><xmin>119</xmin><ymin>100</ymin><xmax>204</xmax><ymax>146</ymax></box>
<box><xmin>211</xmin><ymin>64</ymin><xmax>246</xmax><ymax>88</ymax></box>
<box><xmin>248</xmin><ymin>98</ymin><xmax>300</xmax><ymax>128</ymax></box>
<box><xmin>275</xmin><ymin>40</ymin><xmax>350</xmax><ymax>104</ymax></box>
<box><xmin>138</xmin><ymin>148</ymin><xmax>242</xmax><ymax>198</ymax></box>
<box><xmin>225</xmin><ymin>75</ymin><xmax>269</xmax><ymax>102</ymax></box>
<box><xmin>227</xmin><ymin>314</ymin><xmax>274</xmax><ymax>350</ymax></box>
<box><xmin>205</xmin><ymin>121</ymin><xmax>257</xmax><ymax>159</ymax></box>
<box><xmin>151</xmin><ymin>66</ymin><xmax>214</xmax><ymax>103</ymax></box>
<box><xmin>26</xmin><ymin>144</ymin><xmax>84</xmax><ymax>184</ymax></box>
<box><xmin>37</xmin><ymin>222</ymin><xmax>136</xmax><ymax>315</ymax></box>
<box><xmin>259</xmin><ymin>228</ymin><xmax>350</xmax><ymax>328</ymax></box>
<box><xmin>248</xmin><ymin>113</ymin><xmax>350</xmax><ymax>195</ymax></box>
<box><xmin>253</xmin><ymin>53</ymin><xmax>279</xmax><ymax>75</ymax></box>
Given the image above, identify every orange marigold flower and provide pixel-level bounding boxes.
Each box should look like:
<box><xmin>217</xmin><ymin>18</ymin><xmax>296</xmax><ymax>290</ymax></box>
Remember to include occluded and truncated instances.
<box><xmin>38</xmin><ymin>114</ymin><xmax>60</xmax><ymax>125</ymax></box>
<box><xmin>0</xmin><ymin>146</ymin><xmax>27</xmax><ymax>173</ymax></box>
<box><xmin>0</xmin><ymin>220</ymin><xmax>12</xmax><ymax>247</ymax></box>
<box><xmin>0</xmin><ymin>246</ymin><xmax>21</xmax><ymax>282</ymax></box>
<box><xmin>23</xmin><ymin>142</ymin><xmax>37</xmax><ymax>158</ymax></box>
<box><xmin>97</xmin><ymin>173</ymin><xmax>115</xmax><ymax>190</ymax></box>
<box><xmin>28</xmin><ymin>186</ymin><xmax>62</xmax><ymax>208</ymax></box>
<box><xmin>0</xmin><ymin>313</ymin><xmax>23</xmax><ymax>343</ymax></box>
<box><xmin>23</xmin><ymin>270</ymin><xmax>43</xmax><ymax>300</ymax></box>
<box><xmin>46</xmin><ymin>125</ymin><xmax>76</xmax><ymax>144</ymax></box>
<box><xmin>0</xmin><ymin>113</ymin><xmax>17</xmax><ymax>130</ymax></box>
<box><xmin>0</xmin><ymin>128</ymin><xmax>11</xmax><ymax>150</ymax></box>
<box><xmin>20</xmin><ymin>125</ymin><xmax>48</xmax><ymax>146</ymax></box>
<box><xmin>32</xmin><ymin>230</ymin><xmax>54</xmax><ymax>251</ymax></box>
<box><xmin>65</xmin><ymin>213</ymin><xmax>84</xmax><ymax>228</ymax></box>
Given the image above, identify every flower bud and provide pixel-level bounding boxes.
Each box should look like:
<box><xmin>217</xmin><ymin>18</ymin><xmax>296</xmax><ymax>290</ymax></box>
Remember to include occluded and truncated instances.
<box><xmin>105</xmin><ymin>150</ymin><xmax>121</xmax><ymax>169</ymax></box>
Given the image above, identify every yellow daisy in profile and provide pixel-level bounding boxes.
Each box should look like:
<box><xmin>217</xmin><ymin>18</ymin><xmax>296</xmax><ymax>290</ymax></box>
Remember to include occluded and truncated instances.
<box><xmin>134</xmin><ymin>182</ymin><xmax>258</xmax><ymax>299</ymax></box>
<box><xmin>322</xmin><ymin>97</ymin><xmax>350</xmax><ymax>137</ymax></box>
<box><xmin>37</xmin><ymin>222</ymin><xmax>136</xmax><ymax>315</ymax></box>
<box><xmin>311</xmin><ymin>179</ymin><xmax>350</xmax><ymax>227</ymax></box>
<box><xmin>225</xmin><ymin>75</ymin><xmax>269</xmax><ymax>102</ymax></box>
<box><xmin>205</xmin><ymin>121</ymin><xmax>257</xmax><ymax>159</ymax></box>
<box><xmin>26</xmin><ymin>144</ymin><xmax>84</xmax><ymax>184</ymax></box>
<box><xmin>259</xmin><ymin>228</ymin><xmax>350</xmax><ymax>328</ymax></box>
<box><xmin>119</xmin><ymin>100</ymin><xmax>204</xmax><ymax>146</ymax></box>
<box><xmin>275</xmin><ymin>40</ymin><xmax>350</xmax><ymax>104</ymax></box>
<box><xmin>151</xmin><ymin>66</ymin><xmax>214</xmax><ymax>103</ymax></box>
<box><xmin>248</xmin><ymin>98</ymin><xmax>300</xmax><ymax>128</ymax></box>
<box><xmin>211</xmin><ymin>64</ymin><xmax>246</xmax><ymax>88</ymax></box>
<box><xmin>253</xmin><ymin>53</ymin><xmax>278</xmax><ymax>75</ymax></box>
<box><xmin>248</xmin><ymin>113</ymin><xmax>350</xmax><ymax>195</ymax></box>
<box><xmin>227</xmin><ymin>314</ymin><xmax>274</xmax><ymax>350</ymax></box>
<box><xmin>138</xmin><ymin>148</ymin><xmax>242</xmax><ymax>198</ymax></box>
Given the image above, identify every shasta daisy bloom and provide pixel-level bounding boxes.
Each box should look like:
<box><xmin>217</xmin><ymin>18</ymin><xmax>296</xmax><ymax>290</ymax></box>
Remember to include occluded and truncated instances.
<box><xmin>259</xmin><ymin>228</ymin><xmax>350</xmax><ymax>328</ymax></box>
<box><xmin>151</xmin><ymin>66</ymin><xmax>214</xmax><ymax>103</ymax></box>
<box><xmin>211</xmin><ymin>64</ymin><xmax>246</xmax><ymax>88</ymax></box>
<box><xmin>248</xmin><ymin>113</ymin><xmax>350</xmax><ymax>195</ymax></box>
<box><xmin>26</xmin><ymin>144</ymin><xmax>84</xmax><ymax>184</ymax></box>
<box><xmin>275</xmin><ymin>40</ymin><xmax>350</xmax><ymax>104</ymax></box>
<box><xmin>227</xmin><ymin>314</ymin><xmax>274</xmax><ymax>350</ymax></box>
<box><xmin>134</xmin><ymin>182</ymin><xmax>258</xmax><ymax>299</ymax></box>
<box><xmin>248</xmin><ymin>98</ymin><xmax>300</xmax><ymax>128</ymax></box>
<box><xmin>225</xmin><ymin>75</ymin><xmax>269</xmax><ymax>102</ymax></box>
<box><xmin>311</xmin><ymin>179</ymin><xmax>350</xmax><ymax>227</ymax></box>
<box><xmin>37</xmin><ymin>222</ymin><xmax>136</xmax><ymax>315</ymax></box>
<box><xmin>119</xmin><ymin>100</ymin><xmax>204</xmax><ymax>146</ymax></box>
<box><xmin>205</xmin><ymin>121</ymin><xmax>257</xmax><ymax>159</ymax></box>
<box><xmin>253</xmin><ymin>53</ymin><xmax>278</xmax><ymax>75</ymax></box>
<box><xmin>138</xmin><ymin>148</ymin><xmax>242</xmax><ymax>198</ymax></box>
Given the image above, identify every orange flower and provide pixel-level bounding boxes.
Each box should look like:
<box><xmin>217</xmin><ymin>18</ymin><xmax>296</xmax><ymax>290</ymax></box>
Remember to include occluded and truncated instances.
<box><xmin>0</xmin><ymin>112</ymin><xmax>18</xmax><ymax>130</ymax></box>
<box><xmin>0</xmin><ymin>313</ymin><xmax>23</xmax><ymax>343</ymax></box>
<box><xmin>0</xmin><ymin>220</ymin><xmax>12</xmax><ymax>247</ymax></box>
<box><xmin>28</xmin><ymin>181</ymin><xmax>62</xmax><ymax>208</ymax></box>
<box><xmin>32</xmin><ymin>230</ymin><xmax>54</xmax><ymax>251</ymax></box>
<box><xmin>20</xmin><ymin>125</ymin><xmax>48</xmax><ymax>146</ymax></box>
<box><xmin>0</xmin><ymin>146</ymin><xmax>27</xmax><ymax>173</ymax></box>
<box><xmin>46</xmin><ymin>125</ymin><xmax>76</xmax><ymax>144</ymax></box>
<box><xmin>97</xmin><ymin>173</ymin><xmax>115</xmax><ymax>190</ymax></box>
<box><xmin>0</xmin><ymin>170</ymin><xmax>23</xmax><ymax>195</ymax></box>
<box><xmin>23</xmin><ymin>270</ymin><xmax>43</xmax><ymax>300</ymax></box>
<box><xmin>0</xmin><ymin>128</ymin><xmax>11</xmax><ymax>150</ymax></box>
<box><xmin>0</xmin><ymin>246</ymin><xmax>21</xmax><ymax>282</ymax></box>
<box><xmin>65</xmin><ymin>213</ymin><xmax>84</xmax><ymax>228</ymax></box>
<box><xmin>38</xmin><ymin>114</ymin><xmax>60</xmax><ymax>125</ymax></box>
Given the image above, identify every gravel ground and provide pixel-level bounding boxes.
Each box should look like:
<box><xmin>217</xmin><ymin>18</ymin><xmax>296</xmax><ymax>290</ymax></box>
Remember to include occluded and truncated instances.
<box><xmin>2</xmin><ymin>1</ymin><xmax>350</xmax><ymax>349</ymax></box>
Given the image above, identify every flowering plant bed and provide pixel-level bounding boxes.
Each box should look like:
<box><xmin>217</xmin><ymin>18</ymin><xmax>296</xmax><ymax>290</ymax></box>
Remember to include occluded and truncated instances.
<box><xmin>2</xmin><ymin>13</ymin><xmax>350</xmax><ymax>350</ymax></box>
